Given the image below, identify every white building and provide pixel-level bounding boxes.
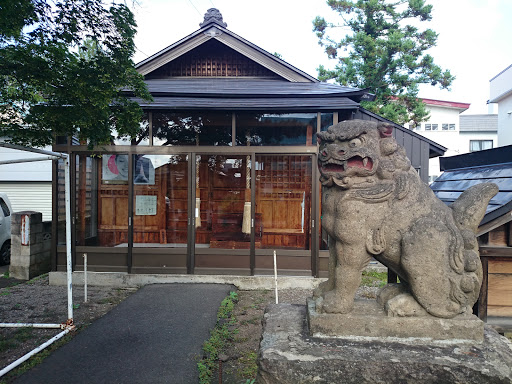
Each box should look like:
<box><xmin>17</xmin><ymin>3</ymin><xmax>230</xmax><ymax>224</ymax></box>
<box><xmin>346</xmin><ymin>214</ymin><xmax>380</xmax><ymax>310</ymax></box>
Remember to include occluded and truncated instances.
<box><xmin>409</xmin><ymin>99</ymin><xmax>497</xmax><ymax>182</ymax></box>
<box><xmin>0</xmin><ymin>146</ymin><xmax>53</xmax><ymax>221</ymax></box>
<box><xmin>489</xmin><ymin>64</ymin><xmax>512</xmax><ymax>147</ymax></box>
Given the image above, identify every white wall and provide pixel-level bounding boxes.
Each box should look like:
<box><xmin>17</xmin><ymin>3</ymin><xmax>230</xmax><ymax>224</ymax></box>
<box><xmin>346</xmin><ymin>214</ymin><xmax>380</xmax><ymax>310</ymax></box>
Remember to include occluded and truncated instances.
<box><xmin>0</xmin><ymin>182</ymin><xmax>52</xmax><ymax>221</ymax></box>
<box><xmin>496</xmin><ymin>95</ymin><xmax>512</xmax><ymax>146</ymax></box>
<box><xmin>490</xmin><ymin>64</ymin><xmax>512</xmax><ymax>146</ymax></box>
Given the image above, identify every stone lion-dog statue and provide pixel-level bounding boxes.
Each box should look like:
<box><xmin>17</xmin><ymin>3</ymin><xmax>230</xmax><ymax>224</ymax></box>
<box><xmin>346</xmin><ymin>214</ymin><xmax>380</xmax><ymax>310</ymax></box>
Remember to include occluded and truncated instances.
<box><xmin>314</xmin><ymin>120</ymin><xmax>498</xmax><ymax>318</ymax></box>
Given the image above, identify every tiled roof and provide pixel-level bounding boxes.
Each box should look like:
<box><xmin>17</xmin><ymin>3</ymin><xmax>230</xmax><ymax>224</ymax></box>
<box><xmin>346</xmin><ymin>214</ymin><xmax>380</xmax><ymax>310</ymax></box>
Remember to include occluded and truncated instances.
<box><xmin>431</xmin><ymin>146</ymin><xmax>512</xmax><ymax>225</ymax></box>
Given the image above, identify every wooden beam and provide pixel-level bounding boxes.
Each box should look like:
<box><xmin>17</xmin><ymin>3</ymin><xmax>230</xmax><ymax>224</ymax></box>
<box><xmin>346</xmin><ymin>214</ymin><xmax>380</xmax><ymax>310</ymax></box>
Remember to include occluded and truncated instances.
<box><xmin>477</xmin><ymin>211</ymin><xmax>512</xmax><ymax>237</ymax></box>
<box><xmin>480</xmin><ymin>246</ymin><xmax>512</xmax><ymax>258</ymax></box>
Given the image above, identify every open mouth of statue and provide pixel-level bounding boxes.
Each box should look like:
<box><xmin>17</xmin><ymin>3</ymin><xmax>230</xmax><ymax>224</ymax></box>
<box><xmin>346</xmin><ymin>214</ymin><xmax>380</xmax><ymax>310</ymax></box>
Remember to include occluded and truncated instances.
<box><xmin>347</xmin><ymin>156</ymin><xmax>373</xmax><ymax>170</ymax></box>
<box><xmin>321</xmin><ymin>156</ymin><xmax>373</xmax><ymax>173</ymax></box>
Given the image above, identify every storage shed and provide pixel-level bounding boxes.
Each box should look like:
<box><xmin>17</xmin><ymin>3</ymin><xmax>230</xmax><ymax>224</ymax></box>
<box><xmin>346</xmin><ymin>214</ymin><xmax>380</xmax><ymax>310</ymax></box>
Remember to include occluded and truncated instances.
<box><xmin>52</xmin><ymin>9</ymin><xmax>446</xmax><ymax>277</ymax></box>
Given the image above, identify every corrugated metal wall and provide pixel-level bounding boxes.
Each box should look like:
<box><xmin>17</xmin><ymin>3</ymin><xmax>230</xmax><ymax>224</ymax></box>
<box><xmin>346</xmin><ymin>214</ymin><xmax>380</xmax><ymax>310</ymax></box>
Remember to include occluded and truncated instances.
<box><xmin>0</xmin><ymin>182</ymin><xmax>52</xmax><ymax>221</ymax></box>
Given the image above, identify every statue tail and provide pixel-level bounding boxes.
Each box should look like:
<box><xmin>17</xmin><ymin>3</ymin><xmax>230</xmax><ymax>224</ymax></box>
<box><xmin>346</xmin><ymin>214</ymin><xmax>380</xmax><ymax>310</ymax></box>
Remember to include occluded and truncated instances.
<box><xmin>450</xmin><ymin>182</ymin><xmax>499</xmax><ymax>233</ymax></box>
<box><xmin>448</xmin><ymin>183</ymin><xmax>499</xmax><ymax>312</ymax></box>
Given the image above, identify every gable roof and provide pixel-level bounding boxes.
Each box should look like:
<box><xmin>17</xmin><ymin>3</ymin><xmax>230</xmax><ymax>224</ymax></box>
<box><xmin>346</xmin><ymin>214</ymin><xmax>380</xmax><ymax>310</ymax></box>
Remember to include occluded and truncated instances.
<box><xmin>430</xmin><ymin>145</ymin><xmax>512</xmax><ymax>229</ymax></box>
<box><xmin>136</xmin><ymin>9</ymin><xmax>318</xmax><ymax>83</ymax></box>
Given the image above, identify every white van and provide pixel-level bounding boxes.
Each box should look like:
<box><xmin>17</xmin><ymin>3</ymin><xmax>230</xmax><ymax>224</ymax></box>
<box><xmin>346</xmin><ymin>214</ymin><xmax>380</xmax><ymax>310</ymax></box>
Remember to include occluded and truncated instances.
<box><xmin>0</xmin><ymin>193</ymin><xmax>12</xmax><ymax>265</ymax></box>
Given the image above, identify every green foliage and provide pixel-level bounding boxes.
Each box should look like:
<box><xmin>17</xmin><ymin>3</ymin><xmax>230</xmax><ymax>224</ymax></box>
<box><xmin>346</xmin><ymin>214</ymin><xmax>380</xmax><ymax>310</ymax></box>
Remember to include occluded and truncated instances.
<box><xmin>313</xmin><ymin>0</ymin><xmax>454</xmax><ymax>125</ymax></box>
<box><xmin>0</xmin><ymin>0</ymin><xmax>152</xmax><ymax>148</ymax></box>
<box><xmin>360</xmin><ymin>270</ymin><xmax>387</xmax><ymax>287</ymax></box>
<box><xmin>198</xmin><ymin>291</ymin><xmax>239</xmax><ymax>384</ymax></box>
<box><xmin>238</xmin><ymin>351</ymin><xmax>258</xmax><ymax>379</ymax></box>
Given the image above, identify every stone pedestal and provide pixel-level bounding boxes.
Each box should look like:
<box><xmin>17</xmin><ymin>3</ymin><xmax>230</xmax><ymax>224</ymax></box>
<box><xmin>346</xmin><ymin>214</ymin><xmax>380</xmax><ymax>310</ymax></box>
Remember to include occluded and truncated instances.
<box><xmin>308</xmin><ymin>298</ymin><xmax>484</xmax><ymax>342</ymax></box>
<box><xmin>257</xmin><ymin>304</ymin><xmax>512</xmax><ymax>384</ymax></box>
<box><xmin>10</xmin><ymin>211</ymin><xmax>51</xmax><ymax>280</ymax></box>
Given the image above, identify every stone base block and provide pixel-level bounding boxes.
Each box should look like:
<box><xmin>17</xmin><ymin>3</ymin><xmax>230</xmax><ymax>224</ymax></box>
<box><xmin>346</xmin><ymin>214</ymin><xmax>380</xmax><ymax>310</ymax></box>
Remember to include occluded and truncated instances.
<box><xmin>257</xmin><ymin>304</ymin><xmax>512</xmax><ymax>384</ymax></box>
<box><xmin>308</xmin><ymin>298</ymin><xmax>484</xmax><ymax>342</ymax></box>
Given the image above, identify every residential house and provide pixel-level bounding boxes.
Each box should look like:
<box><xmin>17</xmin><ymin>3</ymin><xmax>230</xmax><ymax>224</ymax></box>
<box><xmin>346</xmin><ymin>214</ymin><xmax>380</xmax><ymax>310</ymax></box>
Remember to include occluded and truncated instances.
<box><xmin>489</xmin><ymin>64</ymin><xmax>512</xmax><ymax>147</ymax></box>
<box><xmin>409</xmin><ymin>99</ymin><xmax>497</xmax><ymax>182</ymax></box>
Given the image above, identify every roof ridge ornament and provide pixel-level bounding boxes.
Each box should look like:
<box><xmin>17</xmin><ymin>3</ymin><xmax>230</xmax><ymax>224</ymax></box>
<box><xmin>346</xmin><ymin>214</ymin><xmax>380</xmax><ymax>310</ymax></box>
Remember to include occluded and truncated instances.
<box><xmin>200</xmin><ymin>8</ymin><xmax>227</xmax><ymax>28</ymax></box>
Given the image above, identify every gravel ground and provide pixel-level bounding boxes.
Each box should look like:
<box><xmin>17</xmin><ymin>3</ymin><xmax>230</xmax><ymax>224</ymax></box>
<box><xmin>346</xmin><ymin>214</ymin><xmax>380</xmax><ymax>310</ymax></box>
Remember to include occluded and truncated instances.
<box><xmin>0</xmin><ymin>274</ymin><xmax>137</xmax><ymax>380</ymax></box>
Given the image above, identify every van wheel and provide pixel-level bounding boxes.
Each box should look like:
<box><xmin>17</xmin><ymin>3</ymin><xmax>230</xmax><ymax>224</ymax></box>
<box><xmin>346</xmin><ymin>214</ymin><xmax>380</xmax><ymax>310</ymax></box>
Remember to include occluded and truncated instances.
<box><xmin>0</xmin><ymin>242</ymin><xmax>10</xmax><ymax>266</ymax></box>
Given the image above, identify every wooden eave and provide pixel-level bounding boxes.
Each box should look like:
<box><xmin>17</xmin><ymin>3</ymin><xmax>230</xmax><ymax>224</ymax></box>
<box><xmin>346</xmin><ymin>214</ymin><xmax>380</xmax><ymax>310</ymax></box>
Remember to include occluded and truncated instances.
<box><xmin>135</xmin><ymin>23</ymin><xmax>317</xmax><ymax>83</ymax></box>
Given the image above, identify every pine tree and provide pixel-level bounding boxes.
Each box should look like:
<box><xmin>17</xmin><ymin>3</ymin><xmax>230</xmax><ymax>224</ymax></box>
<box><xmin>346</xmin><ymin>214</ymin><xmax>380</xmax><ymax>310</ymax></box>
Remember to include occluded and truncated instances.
<box><xmin>313</xmin><ymin>0</ymin><xmax>454</xmax><ymax>125</ymax></box>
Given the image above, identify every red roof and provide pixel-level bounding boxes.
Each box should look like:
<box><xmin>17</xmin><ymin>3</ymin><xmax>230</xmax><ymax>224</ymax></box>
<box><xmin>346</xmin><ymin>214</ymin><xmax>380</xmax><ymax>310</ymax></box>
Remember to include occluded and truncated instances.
<box><xmin>421</xmin><ymin>98</ymin><xmax>470</xmax><ymax>110</ymax></box>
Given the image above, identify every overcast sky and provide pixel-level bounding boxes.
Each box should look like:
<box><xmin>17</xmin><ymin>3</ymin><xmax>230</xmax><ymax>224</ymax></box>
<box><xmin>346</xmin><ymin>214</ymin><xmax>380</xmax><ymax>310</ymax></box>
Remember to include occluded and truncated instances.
<box><xmin>132</xmin><ymin>0</ymin><xmax>512</xmax><ymax>115</ymax></box>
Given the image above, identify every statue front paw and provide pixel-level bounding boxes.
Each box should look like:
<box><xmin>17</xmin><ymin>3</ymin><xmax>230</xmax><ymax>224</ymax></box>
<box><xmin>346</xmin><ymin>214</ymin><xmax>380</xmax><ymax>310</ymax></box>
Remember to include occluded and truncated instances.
<box><xmin>313</xmin><ymin>279</ymin><xmax>334</xmax><ymax>298</ymax></box>
<box><xmin>320</xmin><ymin>290</ymin><xmax>354</xmax><ymax>314</ymax></box>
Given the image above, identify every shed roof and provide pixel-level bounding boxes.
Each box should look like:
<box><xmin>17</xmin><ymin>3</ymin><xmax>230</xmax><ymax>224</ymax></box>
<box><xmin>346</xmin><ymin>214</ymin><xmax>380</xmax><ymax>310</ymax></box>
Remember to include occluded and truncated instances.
<box><xmin>430</xmin><ymin>145</ymin><xmax>512</xmax><ymax>226</ymax></box>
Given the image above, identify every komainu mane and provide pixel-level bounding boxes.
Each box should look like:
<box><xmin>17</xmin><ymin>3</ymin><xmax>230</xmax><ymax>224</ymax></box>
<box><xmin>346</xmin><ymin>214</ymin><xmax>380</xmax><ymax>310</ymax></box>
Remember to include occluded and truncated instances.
<box><xmin>315</xmin><ymin>120</ymin><xmax>498</xmax><ymax>318</ymax></box>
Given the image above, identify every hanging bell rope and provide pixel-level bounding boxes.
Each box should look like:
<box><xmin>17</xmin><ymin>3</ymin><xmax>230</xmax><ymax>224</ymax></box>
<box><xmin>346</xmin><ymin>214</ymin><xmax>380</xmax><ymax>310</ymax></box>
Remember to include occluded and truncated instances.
<box><xmin>242</xmin><ymin>154</ymin><xmax>251</xmax><ymax>234</ymax></box>
<box><xmin>195</xmin><ymin>156</ymin><xmax>201</xmax><ymax>229</ymax></box>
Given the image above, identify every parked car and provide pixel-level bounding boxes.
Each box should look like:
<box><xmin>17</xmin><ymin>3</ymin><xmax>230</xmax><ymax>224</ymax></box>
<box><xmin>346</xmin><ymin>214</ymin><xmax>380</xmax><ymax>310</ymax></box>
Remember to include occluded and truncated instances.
<box><xmin>0</xmin><ymin>193</ymin><xmax>12</xmax><ymax>265</ymax></box>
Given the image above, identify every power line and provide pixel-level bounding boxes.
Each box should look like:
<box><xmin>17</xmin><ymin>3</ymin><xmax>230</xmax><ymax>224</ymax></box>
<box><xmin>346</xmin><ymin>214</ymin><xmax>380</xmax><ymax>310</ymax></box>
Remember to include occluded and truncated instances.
<box><xmin>187</xmin><ymin>0</ymin><xmax>202</xmax><ymax>16</ymax></box>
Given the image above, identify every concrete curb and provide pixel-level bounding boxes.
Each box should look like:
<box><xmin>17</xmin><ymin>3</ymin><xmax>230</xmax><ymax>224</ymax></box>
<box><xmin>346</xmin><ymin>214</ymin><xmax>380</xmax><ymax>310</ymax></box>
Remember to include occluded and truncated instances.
<box><xmin>49</xmin><ymin>271</ymin><xmax>325</xmax><ymax>290</ymax></box>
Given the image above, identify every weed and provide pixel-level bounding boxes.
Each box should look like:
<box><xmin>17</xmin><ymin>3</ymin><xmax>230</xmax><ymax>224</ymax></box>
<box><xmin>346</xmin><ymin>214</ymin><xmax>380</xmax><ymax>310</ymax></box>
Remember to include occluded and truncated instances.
<box><xmin>2</xmin><ymin>271</ymin><xmax>9</xmax><ymax>278</ymax></box>
<box><xmin>14</xmin><ymin>328</ymin><xmax>34</xmax><ymax>343</ymax></box>
<box><xmin>240</xmin><ymin>317</ymin><xmax>260</xmax><ymax>326</ymax></box>
<box><xmin>26</xmin><ymin>273</ymin><xmax>48</xmax><ymax>285</ymax></box>
<box><xmin>73</xmin><ymin>303</ymin><xmax>80</xmax><ymax>309</ymax></box>
<box><xmin>238</xmin><ymin>351</ymin><xmax>258</xmax><ymax>379</ymax></box>
<box><xmin>197</xmin><ymin>291</ymin><xmax>238</xmax><ymax>384</ymax></box>
<box><xmin>0</xmin><ymin>288</ymin><xmax>11</xmax><ymax>296</ymax></box>
<box><xmin>360</xmin><ymin>270</ymin><xmax>387</xmax><ymax>288</ymax></box>
<box><xmin>0</xmin><ymin>337</ymin><xmax>17</xmax><ymax>353</ymax></box>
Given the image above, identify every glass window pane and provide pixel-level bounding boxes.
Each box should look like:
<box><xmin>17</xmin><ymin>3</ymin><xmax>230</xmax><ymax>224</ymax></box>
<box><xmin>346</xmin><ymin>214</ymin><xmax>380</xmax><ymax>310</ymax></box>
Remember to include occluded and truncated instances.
<box><xmin>132</xmin><ymin>155</ymin><xmax>188</xmax><ymax>248</ymax></box>
<box><xmin>236</xmin><ymin>113</ymin><xmax>317</xmax><ymax>146</ymax></box>
<box><xmin>95</xmin><ymin>155</ymin><xmax>129</xmax><ymax>246</ymax></box>
<box><xmin>75</xmin><ymin>155</ymin><xmax>99</xmax><ymax>246</ymax></box>
<box><xmin>153</xmin><ymin>112</ymin><xmax>232</xmax><ymax>146</ymax></box>
<box><xmin>255</xmin><ymin>155</ymin><xmax>312</xmax><ymax>250</ymax></box>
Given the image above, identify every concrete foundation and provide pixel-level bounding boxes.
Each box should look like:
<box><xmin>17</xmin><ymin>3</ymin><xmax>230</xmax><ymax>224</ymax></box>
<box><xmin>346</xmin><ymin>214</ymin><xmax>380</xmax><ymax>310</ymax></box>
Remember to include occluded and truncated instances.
<box><xmin>308</xmin><ymin>297</ymin><xmax>484</xmax><ymax>342</ymax></box>
<box><xmin>257</xmin><ymin>304</ymin><xmax>512</xmax><ymax>384</ymax></box>
<box><xmin>49</xmin><ymin>271</ymin><xmax>322</xmax><ymax>291</ymax></box>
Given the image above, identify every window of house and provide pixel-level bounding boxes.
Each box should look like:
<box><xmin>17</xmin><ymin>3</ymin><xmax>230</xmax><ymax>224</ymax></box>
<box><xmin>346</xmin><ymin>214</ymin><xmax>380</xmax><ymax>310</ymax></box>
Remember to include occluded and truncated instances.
<box><xmin>425</xmin><ymin>124</ymin><xmax>438</xmax><ymax>131</ymax></box>
<box><xmin>442</xmin><ymin>123</ymin><xmax>456</xmax><ymax>131</ymax></box>
<box><xmin>408</xmin><ymin>123</ymin><xmax>421</xmax><ymax>130</ymax></box>
<box><xmin>470</xmin><ymin>140</ymin><xmax>493</xmax><ymax>152</ymax></box>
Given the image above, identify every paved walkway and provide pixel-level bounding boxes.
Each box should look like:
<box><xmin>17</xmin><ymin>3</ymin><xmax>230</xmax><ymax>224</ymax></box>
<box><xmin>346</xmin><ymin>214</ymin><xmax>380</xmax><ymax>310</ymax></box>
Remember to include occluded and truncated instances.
<box><xmin>14</xmin><ymin>284</ymin><xmax>234</xmax><ymax>384</ymax></box>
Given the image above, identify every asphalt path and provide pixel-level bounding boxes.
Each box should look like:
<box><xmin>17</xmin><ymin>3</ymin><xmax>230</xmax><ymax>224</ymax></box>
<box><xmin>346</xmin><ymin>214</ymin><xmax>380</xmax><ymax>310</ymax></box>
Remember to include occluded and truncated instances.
<box><xmin>14</xmin><ymin>283</ymin><xmax>234</xmax><ymax>384</ymax></box>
